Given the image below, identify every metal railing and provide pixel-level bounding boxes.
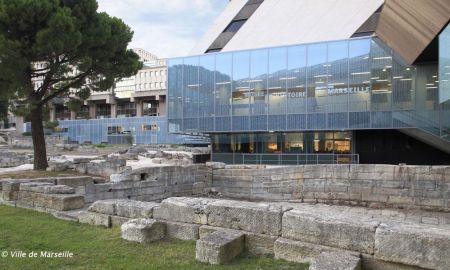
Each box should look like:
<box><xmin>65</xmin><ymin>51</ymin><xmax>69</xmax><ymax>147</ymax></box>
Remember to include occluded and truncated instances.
<box><xmin>212</xmin><ymin>153</ymin><xmax>359</xmax><ymax>165</ymax></box>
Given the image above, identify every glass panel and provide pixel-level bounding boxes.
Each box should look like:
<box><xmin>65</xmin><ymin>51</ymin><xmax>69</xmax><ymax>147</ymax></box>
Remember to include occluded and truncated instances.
<box><xmin>250</xmin><ymin>49</ymin><xmax>268</xmax><ymax>115</ymax></box>
<box><xmin>307</xmin><ymin>43</ymin><xmax>328</xmax><ymax>114</ymax></box>
<box><xmin>199</xmin><ymin>54</ymin><xmax>215</xmax><ymax>117</ymax></box>
<box><xmin>283</xmin><ymin>133</ymin><xmax>305</xmax><ymax>153</ymax></box>
<box><xmin>439</xmin><ymin>24</ymin><xmax>450</xmax><ymax>140</ymax></box>
<box><xmin>168</xmin><ymin>58</ymin><xmax>183</xmax><ymax>119</ymax></box>
<box><xmin>287</xmin><ymin>45</ymin><xmax>307</xmax><ymax>114</ymax></box>
<box><xmin>232</xmin><ymin>51</ymin><xmax>250</xmax><ymax>116</ymax></box>
<box><xmin>349</xmin><ymin>39</ymin><xmax>371</xmax><ymax>113</ymax></box>
<box><xmin>268</xmin><ymin>47</ymin><xmax>287</xmax><ymax>115</ymax></box>
<box><xmin>313</xmin><ymin>132</ymin><xmax>334</xmax><ymax>153</ymax></box>
<box><xmin>327</xmin><ymin>41</ymin><xmax>349</xmax><ymax>114</ymax></box>
<box><xmin>183</xmin><ymin>57</ymin><xmax>199</xmax><ymax>123</ymax></box>
<box><xmin>215</xmin><ymin>53</ymin><xmax>232</xmax><ymax>117</ymax></box>
<box><xmin>371</xmin><ymin>40</ymin><xmax>392</xmax><ymax>113</ymax></box>
<box><xmin>392</xmin><ymin>61</ymin><xmax>415</xmax><ymax>111</ymax></box>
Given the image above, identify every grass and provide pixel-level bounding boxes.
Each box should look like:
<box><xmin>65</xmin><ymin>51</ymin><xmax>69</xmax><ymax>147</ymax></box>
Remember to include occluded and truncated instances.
<box><xmin>0</xmin><ymin>205</ymin><xmax>307</xmax><ymax>270</ymax></box>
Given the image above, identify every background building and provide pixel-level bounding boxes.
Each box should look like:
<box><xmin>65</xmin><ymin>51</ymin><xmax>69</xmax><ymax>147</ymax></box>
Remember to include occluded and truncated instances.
<box><xmin>168</xmin><ymin>0</ymin><xmax>450</xmax><ymax>164</ymax></box>
<box><xmin>23</xmin><ymin>49</ymin><xmax>208</xmax><ymax>145</ymax></box>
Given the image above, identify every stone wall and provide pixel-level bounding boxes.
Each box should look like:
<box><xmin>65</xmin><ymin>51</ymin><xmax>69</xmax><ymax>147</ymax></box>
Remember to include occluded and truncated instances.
<box><xmin>211</xmin><ymin>164</ymin><xmax>450</xmax><ymax>212</ymax></box>
<box><xmin>0</xmin><ymin>151</ymin><xmax>33</xmax><ymax>168</ymax></box>
<box><xmin>84</xmin><ymin>165</ymin><xmax>212</xmax><ymax>203</ymax></box>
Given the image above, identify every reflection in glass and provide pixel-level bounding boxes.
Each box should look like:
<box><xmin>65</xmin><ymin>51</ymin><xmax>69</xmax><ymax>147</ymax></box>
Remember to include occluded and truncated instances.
<box><xmin>215</xmin><ymin>53</ymin><xmax>232</xmax><ymax>116</ymax></box>
<box><xmin>199</xmin><ymin>54</ymin><xmax>215</xmax><ymax>117</ymax></box>
<box><xmin>287</xmin><ymin>45</ymin><xmax>307</xmax><ymax>114</ymax></box>
<box><xmin>307</xmin><ymin>43</ymin><xmax>328</xmax><ymax>113</ymax></box>
<box><xmin>268</xmin><ymin>47</ymin><xmax>287</xmax><ymax>115</ymax></box>
<box><xmin>250</xmin><ymin>49</ymin><xmax>268</xmax><ymax>115</ymax></box>
<box><xmin>371</xmin><ymin>40</ymin><xmax>392</xmax><ymax>111</ymax></box>
<box><xmin>232</xmin><ymin>51</ymin><xmax>250</xmax><ymax>116</ymax></box>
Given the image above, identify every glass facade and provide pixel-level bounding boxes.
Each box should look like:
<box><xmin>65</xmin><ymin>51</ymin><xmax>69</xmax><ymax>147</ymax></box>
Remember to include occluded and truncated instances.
<box><xmin>439</xmin><ymin>23</ymin><xmax>450</xmax><ymax>141</ymax></box>
<box><xmin>212</xmin><ymin>131</ymin><xmax>356</xmax><ymax>165</ymax></box>
<box><xmin>168</xmin><ymin>36</ymin><xmax>450</xmax><ymax>164</ymax></box>
<box><xmin>169</xmin><ymin>37</ymin><xmax>448</xmax><ymax>134</ymax></box>
<box><xmin>26</xmin><ymin>116</ymin><xmax>208</xmax><ymax>145</ymax></box>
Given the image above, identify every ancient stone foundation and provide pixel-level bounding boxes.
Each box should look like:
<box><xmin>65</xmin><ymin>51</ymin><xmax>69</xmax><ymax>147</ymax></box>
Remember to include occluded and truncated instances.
<box><xmin>2</xmin><ymin>163</ymin><xmax>450</xmax><ymax>269</ymax></box>
<box><xmin>80</xmin><ymin>197</ymin><xmax>449</xmax><ymax>270</ymax></box>
<box><xmin>211</xmin><ymin>164</ymin><xmax>450</xmax><ymax>212</ymax></box>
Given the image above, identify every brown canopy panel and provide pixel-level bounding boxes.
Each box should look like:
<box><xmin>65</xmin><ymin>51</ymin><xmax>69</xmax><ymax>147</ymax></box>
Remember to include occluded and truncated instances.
<box><xmin>376</xmin><ymin>0</ymin><xmax>450</xmax><ymax>65</ymax></box>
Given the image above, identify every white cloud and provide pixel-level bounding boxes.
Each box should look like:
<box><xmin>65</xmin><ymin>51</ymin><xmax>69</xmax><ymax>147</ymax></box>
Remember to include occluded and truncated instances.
<box><xmin>97</xmin><ymin>0</ymin><xmax>227</xmax><ymax>58</ymax></box>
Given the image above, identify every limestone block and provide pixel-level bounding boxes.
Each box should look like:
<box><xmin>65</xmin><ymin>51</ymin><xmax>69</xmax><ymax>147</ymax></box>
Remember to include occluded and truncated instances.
<box><xmin>111</xmin><ymin>216</ymin><xmax>131</xmax><ymax>227</ymax></box>
<box><xmin>206</xmin><ymin>162</ymin><xmax>226</xmax><ymax>169</ymax></box>
<box><xmin>274</xmin><ymin>238</ymin><xmax>359</xmax><ymax>264</ymax></box>
<box><xmin>207</xmin><ymin>200</ymin><xmax>286</xmax><ymax>236</ymax></box>
<box><xmin>19</xmin><ymin>182</ymin><xmax>53</xmax><ymax>192</ymax></box>
<box><xmin>78</xmin><ymin>211</ymin><xmax>111</xmax><ymax>227</ymax></box>
<box><xmin>164</xmin><ymin>221</ymin><xmax>200</xmax><ymax>240</ymax></box>
<box><xmin>282</xmin><ymin>206</ymin><xmax>379</xmax><ymax>254</ymax></box>
<box><xmin>199</xmin><ymin>225</ymin><xmax>277</xmax><ymax>256</ymax></box>
<box><xmin>110</xmin><ymin>173</ymin><xmax>134</xmax><ymax>183</ymax></box>
<box><xmin>88</xmin><ymin>200</ymin><xmax>119</xmax><ymax>215</ymax></box>
<box><xmin>375</xmin><ymin>223</ymin><xmax>450</xmax><ymax>270</ymax></box>
<box><xmin>195</xmin><ymin>230</ymin><xmax>244</xmax><ymax>265</ymax></box>
<box><xmin>361</xmin><ymin>254</ymin><xmax>427</xmax><ymax>270</ymax></box>
<box><xmin>115</xmin><ymin>200</ymin><xmax>159</xmax><ymax>218</ymax></box>
<box><xmin>153</xmin><ymin>197</ymin><xmax>218</xmax><ymax>224</ymax></box>
<box><xmin>57</xmin><ymin>176</ymin><xmax>93</xmax><ymax>187</ymax></box>
<box><xmin>2</xmin><ymin>181</ymin><xmax>21</xmax><ymax>201</ymax></box>
<box><xmin>27</xmin><ymin>185</ymin><xmax>75</xmax><ymax>194</ymax></box>
<box><xmin>18</xmin><ymin>191</ymin><xmax>84</xmax><ymax>211</ymax></box>
<box><xmin>245</xmin><ymin>232</ymin><xmax>278</xmax><ymax>256</ymax></box>
<box><xmin>121</xmin><ymin>219</ymin><xmax>165</xmax><ymax>243</ymax></box>
<box><xmin>309</xmin><ymin>251</ymin><xmax>361</xmax><ymax>270</ymax></box>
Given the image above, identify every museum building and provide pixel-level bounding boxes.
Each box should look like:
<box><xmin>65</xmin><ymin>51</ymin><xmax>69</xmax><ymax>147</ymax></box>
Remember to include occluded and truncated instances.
<box><xmin>168</xmin><ymin>0</ymin><xmax>450</xmax><ymax>164</ymax></box>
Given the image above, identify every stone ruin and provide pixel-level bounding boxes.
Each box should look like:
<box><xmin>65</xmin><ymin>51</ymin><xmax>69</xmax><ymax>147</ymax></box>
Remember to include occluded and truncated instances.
<box><xmin>0</xmin><ymin>151</ymin><xmax>33</xmax><ymax>168</ymax></box>
<box><xmin>1</xmin><ymin>158</ymin><xmax>450</xmax><ymax>269</ymax></box>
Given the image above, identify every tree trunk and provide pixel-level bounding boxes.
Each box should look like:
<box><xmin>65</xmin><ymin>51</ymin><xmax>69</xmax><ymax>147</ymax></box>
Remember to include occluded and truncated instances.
<box><xmin>30</xmin><ymin>105</ymin><xmax>48</xmax><ymax>170</ymax></box>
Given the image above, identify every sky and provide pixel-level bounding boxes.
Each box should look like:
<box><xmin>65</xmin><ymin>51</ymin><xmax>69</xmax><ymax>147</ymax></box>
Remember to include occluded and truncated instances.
<box><xmin>97</xmin><ymin>0</ymin><xmax>228</xmax><ymax>59</ymax></box>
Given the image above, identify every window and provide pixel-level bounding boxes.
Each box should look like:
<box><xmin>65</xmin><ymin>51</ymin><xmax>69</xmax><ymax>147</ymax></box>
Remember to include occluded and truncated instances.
<box><xmin>107</xmin><ymin>126</ymin><xmax>122</xmax><ymax>135</ymax></box>
<box><xmin>224</xmin><ymin>20</ymin><xmax>246</xmax><ymax>32</ymax></box>
<box><xmin>55</xmin><ymin>105</ymin><xmax>71</xmax><ymax>120</ymax></box>
<box><xmin>96</xmin><ymin>104</ymin><xmax>111</xmax><ymax>118</ymax></box>
<box><xmin>77</xmin><ymin>105</ymin><xmax>90</xmax><ymax>119</ymax></box>
<box><xmin>142</xmin><ymin>123</ymin><xmax>159</xmax><ymax>131</ymax></box>
<box><xmin>117</xmin><ymin>102</ymin><xmax>136</xmax><ymax>117</ymax></box>
<box><xmin>150</xmin><ymin>71</ymin><xmax>153</xmax><ymax>77</ymax></box>
<box><xmin>143</xmin><ymin>101</ymin><xmax>159</xmax><ymax>116</ymax></box>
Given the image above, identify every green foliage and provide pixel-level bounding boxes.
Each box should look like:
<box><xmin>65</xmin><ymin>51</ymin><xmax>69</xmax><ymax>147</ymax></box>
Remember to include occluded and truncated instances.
<box><xmin>0</xmin><ymin>0</ymin><xmax>142</xmax><ymax>169</ymax></box>
<box><xmin>43</xmin><ymin>120</ymin><xmax>59</xmax><ymax>129</ymax></box>
<box><xmin>66</xmin><ymin>98</ymin><xmax>84</xmax><ymax>113</ymax></box>
<box><xmin>0</xmin><ymin>205</ymin><xmax>307</xmax><ymax>270</ymax></box>
<box><xmin>0</xmin><ymin>0</ymin><xmax>142</xmax><ymax>117</ymax></box>
<box><xmin>124</xmin><ymin>134</ymin><xmax>134</xmax><ymax>145</ymax></box>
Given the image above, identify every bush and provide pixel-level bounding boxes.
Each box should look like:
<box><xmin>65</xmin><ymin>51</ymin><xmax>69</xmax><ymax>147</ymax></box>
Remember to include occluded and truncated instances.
<box><xmin>44</xmin><ymin>120</ymin><xmax>59</xmax><ymax>129</ymax></box>
<box><xmin>124</xmin><ymin>134</ymin><xmax>134</xmax><ymax>146</ymax></box>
